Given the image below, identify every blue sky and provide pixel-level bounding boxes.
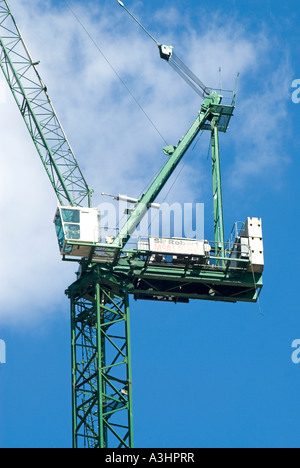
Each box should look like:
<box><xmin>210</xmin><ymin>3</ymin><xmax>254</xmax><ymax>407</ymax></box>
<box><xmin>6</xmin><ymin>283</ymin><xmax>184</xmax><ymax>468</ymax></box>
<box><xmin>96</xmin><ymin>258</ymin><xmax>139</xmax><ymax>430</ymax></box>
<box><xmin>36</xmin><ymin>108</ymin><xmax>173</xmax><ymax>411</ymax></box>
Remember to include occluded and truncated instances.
<box><xmin>0</xmin><ymin>0</ymin><xmax>300</xmax><ymax>448</ymax></box>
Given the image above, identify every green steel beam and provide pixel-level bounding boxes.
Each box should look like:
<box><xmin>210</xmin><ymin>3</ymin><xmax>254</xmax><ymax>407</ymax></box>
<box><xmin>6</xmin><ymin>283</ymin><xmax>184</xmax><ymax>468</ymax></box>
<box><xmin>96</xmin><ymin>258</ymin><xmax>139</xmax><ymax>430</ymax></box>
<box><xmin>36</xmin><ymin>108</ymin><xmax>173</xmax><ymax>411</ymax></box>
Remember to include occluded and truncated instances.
<box><xmin>67</xmin><ymin>256</ymin><xmax>263</xmax><ymax>306</ymax></box>
<box><xmin>211</xmin><ymin>120</ymin><xmax>225</xmax><ymax>262</ymax></box>
<box><xmin>0</xmin><ymin>0</ymin><xmax>92</xmax><ymax>207</ymax></box>
<box><xmin>113</xmin><ymin>91</ymin><xmax>222</xmax><ymax>248</ymax></box>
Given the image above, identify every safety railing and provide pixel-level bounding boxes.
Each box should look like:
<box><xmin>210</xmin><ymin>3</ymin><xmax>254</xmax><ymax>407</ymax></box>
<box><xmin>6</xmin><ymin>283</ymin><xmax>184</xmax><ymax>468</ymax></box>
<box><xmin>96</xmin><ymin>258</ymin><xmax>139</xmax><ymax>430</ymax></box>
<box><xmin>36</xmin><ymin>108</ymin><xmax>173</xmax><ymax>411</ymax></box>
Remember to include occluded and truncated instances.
<box><xmin>122</xmin><ymin>237</ymin><xmax>252</xmax><ymax>273</ymax></box>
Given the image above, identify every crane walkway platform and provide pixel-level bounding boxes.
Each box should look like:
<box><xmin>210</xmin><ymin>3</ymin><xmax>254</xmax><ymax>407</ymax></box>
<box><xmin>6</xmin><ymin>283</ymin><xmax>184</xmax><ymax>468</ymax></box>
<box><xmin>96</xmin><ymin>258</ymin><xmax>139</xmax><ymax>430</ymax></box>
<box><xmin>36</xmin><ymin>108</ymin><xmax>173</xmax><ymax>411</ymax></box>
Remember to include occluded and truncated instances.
<box><xmin>66</xmin><ymin>237</ymin><xmax>263</xmax><ymax>305</ymax></box>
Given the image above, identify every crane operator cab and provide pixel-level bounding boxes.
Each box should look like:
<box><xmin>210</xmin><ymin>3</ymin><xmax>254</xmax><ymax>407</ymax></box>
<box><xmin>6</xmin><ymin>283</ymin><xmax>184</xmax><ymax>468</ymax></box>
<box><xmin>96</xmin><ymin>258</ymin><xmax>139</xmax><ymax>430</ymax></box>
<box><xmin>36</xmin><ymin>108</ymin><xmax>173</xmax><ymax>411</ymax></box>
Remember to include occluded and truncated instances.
<box><xmin>54</xmin><ymin>206</ymin><xmax>99</xmax><ymax>258</ymax></box>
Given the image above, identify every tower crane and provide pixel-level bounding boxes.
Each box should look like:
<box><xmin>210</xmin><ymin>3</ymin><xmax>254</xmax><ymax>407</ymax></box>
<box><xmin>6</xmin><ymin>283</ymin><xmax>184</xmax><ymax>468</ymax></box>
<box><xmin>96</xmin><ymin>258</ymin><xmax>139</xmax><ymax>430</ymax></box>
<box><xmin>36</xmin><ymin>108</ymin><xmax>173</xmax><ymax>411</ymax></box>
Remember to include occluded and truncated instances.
<box><xmin>0</xmin><ymin>0</ymin><xmax>264</xmax><ymax>448</ymax></box>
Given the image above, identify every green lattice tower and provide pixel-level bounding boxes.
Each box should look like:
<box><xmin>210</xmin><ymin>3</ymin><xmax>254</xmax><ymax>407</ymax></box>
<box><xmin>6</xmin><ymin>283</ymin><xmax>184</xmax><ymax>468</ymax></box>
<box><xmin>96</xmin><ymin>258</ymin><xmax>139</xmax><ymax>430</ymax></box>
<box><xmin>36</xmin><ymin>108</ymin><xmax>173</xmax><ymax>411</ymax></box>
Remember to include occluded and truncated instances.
<box><xmin>68</xmin><ymin>273</ymin><xmax>134</xmax><ymax>448</ymax></box>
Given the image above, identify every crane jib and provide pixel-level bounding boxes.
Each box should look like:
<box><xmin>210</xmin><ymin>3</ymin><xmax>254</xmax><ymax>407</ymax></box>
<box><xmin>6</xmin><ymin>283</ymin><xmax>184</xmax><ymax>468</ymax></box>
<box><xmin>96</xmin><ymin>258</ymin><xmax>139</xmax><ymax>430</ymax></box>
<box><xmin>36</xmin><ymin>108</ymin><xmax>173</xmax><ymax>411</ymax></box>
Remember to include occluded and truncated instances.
<box><xmin>0</xmin><ymin>0</ymin><xmax>92</xmax><ymax>207</ymax></box>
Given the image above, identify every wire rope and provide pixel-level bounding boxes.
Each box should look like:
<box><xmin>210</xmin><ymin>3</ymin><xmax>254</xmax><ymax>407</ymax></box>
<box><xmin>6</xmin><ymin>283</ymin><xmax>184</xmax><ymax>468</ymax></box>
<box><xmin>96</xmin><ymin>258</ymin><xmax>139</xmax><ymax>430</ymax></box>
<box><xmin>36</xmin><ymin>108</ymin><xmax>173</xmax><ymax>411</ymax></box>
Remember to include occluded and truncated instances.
<box><xmin>63</xmin><ymin>0</ymin><xmax>168</xmax><ymax>146</ymax></box>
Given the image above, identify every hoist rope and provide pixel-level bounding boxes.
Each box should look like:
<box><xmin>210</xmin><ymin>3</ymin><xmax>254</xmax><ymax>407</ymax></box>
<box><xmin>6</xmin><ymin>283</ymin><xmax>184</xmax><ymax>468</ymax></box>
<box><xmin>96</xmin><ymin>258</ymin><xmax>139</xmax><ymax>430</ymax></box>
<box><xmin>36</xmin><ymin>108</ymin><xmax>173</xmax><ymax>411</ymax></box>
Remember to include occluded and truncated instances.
<box><xmin>117</xmin><ymin>0</ymin><xmax>210</xmax><ymax>98</ymax></box>
<box><xmin>170</xmin><ymin>53</ymin><xmax>211</xmax><ymax>97</ymax></box>
<box><xmin>117</xmin><ymin>0</ymin><xmax>158</xmax><ymax>45</ymax></box>
<box><xmin>63</xmin><ymin>0</ymin><xmax>168</xmax><ymax>146</ymax></box>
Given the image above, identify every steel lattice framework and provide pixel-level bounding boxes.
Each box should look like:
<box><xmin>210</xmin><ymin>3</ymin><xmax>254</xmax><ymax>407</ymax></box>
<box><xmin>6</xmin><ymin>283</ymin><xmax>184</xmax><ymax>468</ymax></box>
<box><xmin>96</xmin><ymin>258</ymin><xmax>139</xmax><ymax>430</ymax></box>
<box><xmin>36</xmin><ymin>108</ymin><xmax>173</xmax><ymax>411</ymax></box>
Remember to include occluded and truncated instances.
<box><xmin>0</xmin><ymin>0</ymin><xmax>92</xmax><ymax>207</ymax></box>
<box><xmin>68</xmin><ymin>277</ymin><xmax>133</xmax><ymax>448</ymax></box>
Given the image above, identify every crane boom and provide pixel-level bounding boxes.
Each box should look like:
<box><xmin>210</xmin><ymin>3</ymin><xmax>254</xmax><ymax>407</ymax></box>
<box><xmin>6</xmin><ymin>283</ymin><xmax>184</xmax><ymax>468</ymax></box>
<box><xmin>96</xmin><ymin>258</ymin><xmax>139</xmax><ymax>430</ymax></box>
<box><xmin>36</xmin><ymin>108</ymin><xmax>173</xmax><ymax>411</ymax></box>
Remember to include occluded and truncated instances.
<box><xmin>0</xmin><ymin>0</ymin><xmax>92</xmax><ymax>207</ymax></box>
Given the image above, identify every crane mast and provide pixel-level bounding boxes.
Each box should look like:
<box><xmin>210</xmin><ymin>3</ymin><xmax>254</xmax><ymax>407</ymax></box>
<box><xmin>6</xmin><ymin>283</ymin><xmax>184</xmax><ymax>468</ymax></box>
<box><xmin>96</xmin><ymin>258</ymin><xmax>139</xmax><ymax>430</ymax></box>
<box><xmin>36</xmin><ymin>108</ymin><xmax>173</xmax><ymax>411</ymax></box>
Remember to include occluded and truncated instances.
<box><xmin>0</xmin><ymin>0</ymin><xmax>264</xmax><ymax>449</ymax></box>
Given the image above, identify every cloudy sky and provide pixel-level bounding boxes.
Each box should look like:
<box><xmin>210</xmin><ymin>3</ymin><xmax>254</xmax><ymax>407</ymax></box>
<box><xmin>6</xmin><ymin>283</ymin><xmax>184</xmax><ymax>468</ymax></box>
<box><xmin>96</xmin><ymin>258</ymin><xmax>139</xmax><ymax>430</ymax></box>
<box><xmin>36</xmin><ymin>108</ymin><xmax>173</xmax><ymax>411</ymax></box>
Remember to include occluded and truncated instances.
<box><xmin>0</xmin><ymin>0</ymin><xmax>300</xmax><ymax>448</ymax></box>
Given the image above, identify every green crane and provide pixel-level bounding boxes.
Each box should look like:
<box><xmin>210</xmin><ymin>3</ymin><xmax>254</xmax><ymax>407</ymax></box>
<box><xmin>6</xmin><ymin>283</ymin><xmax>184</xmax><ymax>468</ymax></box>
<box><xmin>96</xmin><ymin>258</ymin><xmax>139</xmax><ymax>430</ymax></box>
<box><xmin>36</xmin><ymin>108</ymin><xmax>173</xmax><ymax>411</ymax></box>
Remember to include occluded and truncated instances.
<box><xmin>0</xmin><ymin>0</ymin><xmax>263</xmax><ymax>448</ymax></box>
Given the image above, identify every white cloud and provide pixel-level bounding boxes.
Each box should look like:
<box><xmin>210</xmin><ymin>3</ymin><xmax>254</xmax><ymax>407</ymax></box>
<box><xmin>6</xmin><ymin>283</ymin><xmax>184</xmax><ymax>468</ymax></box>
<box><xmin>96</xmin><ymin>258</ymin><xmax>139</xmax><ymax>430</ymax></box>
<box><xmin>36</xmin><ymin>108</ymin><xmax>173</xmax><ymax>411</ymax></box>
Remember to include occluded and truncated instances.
<box><xmin>0</xmin><ymin>0</ymin><xmax>292</xmax><ymax>325</ymax></box>
<box><xmin>227</xmin><ymin>57</ymin><xmax>292</xmax><ymax>189</ymax></box>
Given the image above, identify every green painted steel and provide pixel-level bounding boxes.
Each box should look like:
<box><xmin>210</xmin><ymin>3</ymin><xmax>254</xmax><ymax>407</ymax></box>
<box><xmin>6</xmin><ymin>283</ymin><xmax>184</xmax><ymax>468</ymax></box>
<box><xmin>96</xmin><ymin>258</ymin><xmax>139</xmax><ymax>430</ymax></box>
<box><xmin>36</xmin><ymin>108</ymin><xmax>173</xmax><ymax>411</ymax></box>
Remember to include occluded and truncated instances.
<box><xmin>67</xmin><ymin>251</ymin><xmax>262</xmax><ymax>447</ymax></box>
<box><xmin>211</xmin><ymin>121</ymin><xmax>225</xmax><ymax>262</ymax></box>
<box><xmin>114</xmin><ymin>92</ymin><xmax>222</xmax><ymax>248</ymax></box>
<box><xmin>68</xmin><ymin>279</ymin><xmax>134</xmax><ymax>448</ymax></box>
<box><xmin>0</xmin><ymin>0</ymin><xmax>92</xmax><ymax>207</ymax></box>
<box><xmin>77</xmin><ymin>248</ymin><xmax>263</xmax><ymax>304</ymax></box>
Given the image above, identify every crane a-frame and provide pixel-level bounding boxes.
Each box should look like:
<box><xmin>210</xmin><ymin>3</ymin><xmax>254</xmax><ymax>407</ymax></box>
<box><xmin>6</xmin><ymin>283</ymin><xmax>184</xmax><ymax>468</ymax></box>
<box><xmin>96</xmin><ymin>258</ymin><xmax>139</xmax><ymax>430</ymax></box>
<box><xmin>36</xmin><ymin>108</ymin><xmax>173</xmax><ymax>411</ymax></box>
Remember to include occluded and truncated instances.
<box><xmin>0</xmin><ymin>0</ymin><xmax>263</xmax><ymax>448</ymax></box>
